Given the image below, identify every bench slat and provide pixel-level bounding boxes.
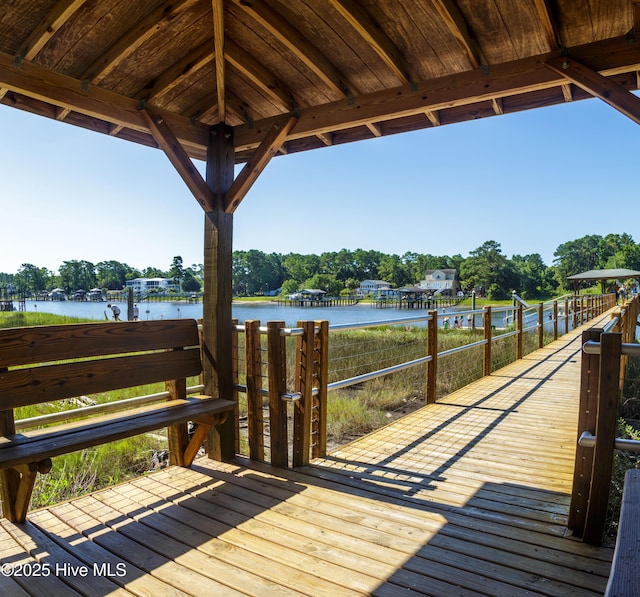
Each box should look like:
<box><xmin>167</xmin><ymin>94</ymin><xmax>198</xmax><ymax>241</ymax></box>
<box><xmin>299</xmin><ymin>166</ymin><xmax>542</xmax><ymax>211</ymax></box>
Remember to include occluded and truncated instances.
<box><xmin>0</xmin><ymin>397</ymin><xmax>236</xmax><ymax>469</ymax></box>
<box><xmin>0</xmin><ymin>349</ymin><xmax>203</xmax><ymax>409</ymax></box>
<box><xmin>0</xmin><ymin>320</ymin><xmax>199</xmax><ymax>368</ymax></box>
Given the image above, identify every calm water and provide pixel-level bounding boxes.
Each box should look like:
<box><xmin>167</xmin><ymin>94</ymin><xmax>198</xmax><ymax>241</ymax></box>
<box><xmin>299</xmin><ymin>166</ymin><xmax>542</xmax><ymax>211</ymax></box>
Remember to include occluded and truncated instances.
<box><xmin>23</xmin><ymin>299</ymin><xmax>541</xmax><ymax>329</ymax></box>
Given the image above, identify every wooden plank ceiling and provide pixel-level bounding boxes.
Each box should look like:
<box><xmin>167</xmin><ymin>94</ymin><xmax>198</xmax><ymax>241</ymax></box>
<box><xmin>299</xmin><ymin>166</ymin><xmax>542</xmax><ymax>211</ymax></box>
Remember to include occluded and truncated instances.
<box><xmin>1</xmin><ymin>0</ymin><xmax>639</xmax><ymax>167</ymax></box>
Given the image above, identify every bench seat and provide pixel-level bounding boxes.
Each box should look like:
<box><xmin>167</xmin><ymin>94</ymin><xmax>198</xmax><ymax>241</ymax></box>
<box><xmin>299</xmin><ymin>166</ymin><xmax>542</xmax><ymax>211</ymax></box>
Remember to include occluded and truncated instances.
<box><xmin>0</xmin><ymin>395</ymin><xmax>235</xmax><ymax>470</ymax></box>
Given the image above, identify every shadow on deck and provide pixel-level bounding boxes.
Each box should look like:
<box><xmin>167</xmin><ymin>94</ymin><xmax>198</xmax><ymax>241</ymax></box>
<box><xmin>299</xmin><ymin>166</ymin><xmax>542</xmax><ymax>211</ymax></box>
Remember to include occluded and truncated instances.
<box><xmin>0</xmin><ymin>317</ymin><xmax>615</xmax><ymax>596</ymax></box>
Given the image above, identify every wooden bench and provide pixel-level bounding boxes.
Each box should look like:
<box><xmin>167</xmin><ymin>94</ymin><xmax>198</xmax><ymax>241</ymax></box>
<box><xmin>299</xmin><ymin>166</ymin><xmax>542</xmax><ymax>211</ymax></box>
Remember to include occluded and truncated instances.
<box><xmin>605</xmin><ymin>468</ymin><xmax>640</xmax><ymax>597</ymax></box>
<box><xmin>0</xmin><ymin>319</ymin><xmax>236</xmax><ymax>522</ymax></box>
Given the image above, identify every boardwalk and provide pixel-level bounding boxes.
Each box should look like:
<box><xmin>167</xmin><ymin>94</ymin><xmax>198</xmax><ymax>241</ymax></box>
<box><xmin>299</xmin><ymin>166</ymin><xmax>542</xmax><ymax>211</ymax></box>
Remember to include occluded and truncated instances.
<box><xmin>0</xmin><ymin>316</ymin><xmax>614</xmax><ymax>596</ymax></box>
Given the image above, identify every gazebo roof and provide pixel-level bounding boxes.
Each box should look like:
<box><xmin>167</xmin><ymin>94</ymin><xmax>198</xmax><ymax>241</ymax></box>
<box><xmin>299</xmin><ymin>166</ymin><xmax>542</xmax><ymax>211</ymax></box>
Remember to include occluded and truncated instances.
<box><xmin>567</xmin><ymin>268</ymin><xmax>640</xmax><ymax>281</ymax></box>
<box><xmin>1</xmin><ymin>1</ymin><xmax>639</xmax><ymax>171</ymax></box>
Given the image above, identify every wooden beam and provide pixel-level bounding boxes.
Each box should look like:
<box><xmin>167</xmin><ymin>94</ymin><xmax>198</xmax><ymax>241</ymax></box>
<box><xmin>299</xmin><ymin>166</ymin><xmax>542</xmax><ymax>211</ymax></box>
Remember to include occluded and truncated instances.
<box><xmin>544</xmin><ymin>55</ymin><xmax>640</xmax><ymax>125</ymax></box>
<box><xmin>425</xmin><ymin>110</ymin><xmax>440</xmax><ymax>126</ymax></box>
<box><xmin>430</xmin><ymin>0</ymin><xmax>487</xmax><ymax>69</ymax></box>
<box><xmin>328</xmin><ymin>0</ymin><xmax>415</xmax><ymax>84</ymax></box>
<box><xmin>81</xmin><ymin>0</ymin><xmax>200</xmax><ymax>84</ymax></box>
<box><xmin>15</xmin><ymin>0</ymin><xmax>87</xmax><ymax>62</ymax></box>
<box><xmin>140</xmin><ymin>108</ymin><xmax>216</xmax><ymax>212</ymax></box>
<box><xmin>212</xmin><ymin>0</ymin><xmax>226</xmax><ymax>123</ymax></box>
<box><xmin>224</xmin><ymin>114</ymin><xmax>298</xmax><ymax>213</ymax></box>
<box><xmin>235</xmin><ymin>36</ymin><xmax>640</xmax><ymax>151</ymax></box>
<box><xmin>0</xmin><ymin>51</ymin><xmax>210</xmax><ymax>151</ymax></box>
<box><xmin>491</xmin><ymin>97</ymin><xmax>503</xmax><ymax>115</ymax></box>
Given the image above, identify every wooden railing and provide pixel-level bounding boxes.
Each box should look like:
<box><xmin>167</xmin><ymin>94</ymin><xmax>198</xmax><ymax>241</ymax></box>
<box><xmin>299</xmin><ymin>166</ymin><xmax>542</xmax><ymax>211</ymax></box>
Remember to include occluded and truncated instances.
<box><xmin>231</xmin><ymin>293</ymin><xmax>615</xmax><ymax>468</ymax></box>
<box><xmin>568</xmin><ymin>294</ymin><xmax>640</xmax><ymax>545</ymax></box>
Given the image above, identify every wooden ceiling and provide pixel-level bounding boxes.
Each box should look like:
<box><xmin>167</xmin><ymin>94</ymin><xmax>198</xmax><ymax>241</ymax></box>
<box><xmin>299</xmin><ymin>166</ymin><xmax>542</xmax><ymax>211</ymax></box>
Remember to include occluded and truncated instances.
<box><xmin>1</xmin><ymin>0</ymin><xmax>640</xmax><ymax>167</ymax></box>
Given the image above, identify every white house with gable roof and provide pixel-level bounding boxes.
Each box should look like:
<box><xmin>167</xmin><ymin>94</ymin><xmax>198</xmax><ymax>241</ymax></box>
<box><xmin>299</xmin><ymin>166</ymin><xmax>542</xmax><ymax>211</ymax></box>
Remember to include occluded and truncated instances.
<box><xmin>418</xmin><ymin>269</ymin><xmax>459</xmax><ymax>295</ymax></box>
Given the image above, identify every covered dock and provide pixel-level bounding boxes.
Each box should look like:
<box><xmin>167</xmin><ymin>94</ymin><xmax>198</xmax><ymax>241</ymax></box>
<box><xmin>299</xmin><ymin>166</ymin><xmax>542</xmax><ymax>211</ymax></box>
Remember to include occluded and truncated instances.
<box><xmin>2</xmin><ymin>2</ymin><xmax>640</xmax><ymax>595</ymax></box>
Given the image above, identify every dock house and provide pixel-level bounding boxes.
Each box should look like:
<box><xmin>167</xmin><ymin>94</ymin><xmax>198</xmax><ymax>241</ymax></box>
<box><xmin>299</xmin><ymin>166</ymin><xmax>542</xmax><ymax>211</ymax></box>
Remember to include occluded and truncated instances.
<box><xmin>2</xmin><ymin>2</ymin><xmax>640</xmax><ymax>594</ymax></box>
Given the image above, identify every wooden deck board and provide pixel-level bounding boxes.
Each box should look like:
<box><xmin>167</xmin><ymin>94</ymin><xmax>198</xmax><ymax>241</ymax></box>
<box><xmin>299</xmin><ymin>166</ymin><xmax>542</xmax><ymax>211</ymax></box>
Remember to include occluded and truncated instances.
<box><xmin>0</xmin><ymin>316</ymin><xmax>614</xmax><ymax>596</ymax></box>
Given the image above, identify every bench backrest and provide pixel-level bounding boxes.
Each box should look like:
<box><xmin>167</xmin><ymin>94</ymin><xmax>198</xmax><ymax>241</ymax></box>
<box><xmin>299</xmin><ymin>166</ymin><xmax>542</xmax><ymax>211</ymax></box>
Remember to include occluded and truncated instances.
<box><xmin>0</xmin><ymin>319</ymin><xmax>202</xmax><ymax>413</ymax></box>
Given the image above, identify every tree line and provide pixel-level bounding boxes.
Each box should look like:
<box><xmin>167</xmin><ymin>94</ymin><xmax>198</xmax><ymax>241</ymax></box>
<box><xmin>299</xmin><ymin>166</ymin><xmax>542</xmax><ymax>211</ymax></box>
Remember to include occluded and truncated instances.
<box><xmin>2</xmin><ymin>233</ymin><xmax>639</xmax><ymax>300</ymax></box>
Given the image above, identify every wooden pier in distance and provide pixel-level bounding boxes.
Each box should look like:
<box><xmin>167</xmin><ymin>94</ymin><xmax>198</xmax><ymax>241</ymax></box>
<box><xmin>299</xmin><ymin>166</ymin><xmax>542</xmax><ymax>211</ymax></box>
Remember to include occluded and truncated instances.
<box><xmin>0</xmin><ymin>313</ymin><xmax>614</xmax><ymax>596</ymax></box>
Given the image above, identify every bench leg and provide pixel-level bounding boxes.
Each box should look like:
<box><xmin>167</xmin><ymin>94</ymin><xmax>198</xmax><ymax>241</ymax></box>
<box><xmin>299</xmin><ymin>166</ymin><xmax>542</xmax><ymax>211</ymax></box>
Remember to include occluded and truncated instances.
<box><xmin>0</xmin><ymin>459</ymin><xmax>52</xmax><ymax>522</ymax></box>
<box><xmin>182</xmin><ymin>413</ymin><xmax>229</xmax><ymax>467</ymax></box>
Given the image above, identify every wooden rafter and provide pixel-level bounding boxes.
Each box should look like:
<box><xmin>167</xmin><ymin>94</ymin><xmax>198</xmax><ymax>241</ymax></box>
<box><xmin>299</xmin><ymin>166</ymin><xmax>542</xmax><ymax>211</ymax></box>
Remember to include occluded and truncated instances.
<box><xmin>634</xmin><ymin>0</ymin><xmax>640</xmax><ymax>34</ymax></box>
<box><xmin>328</xmin><ymin>0</ymin><xmax>415</xmax><ymax>84</ymax></box>
<box><xmin>224</xmin><ymin>115</ymin><xmax>298</xmax><ymax>214</ymax></box>
<box><xmin>533</xmin><ymin>0</ymin><xmax>561</xmax><ymax>51</ymax></box>
<box><xmin>2</xmin><ymin>0</ymin><xmax>87</xmax><ymax>111</ymax></box>
<box><xmin>212</xmin><ymin>0</ymin><xmax>226</xmax><ymax>123</ymax></box>
<box><xmin>430</xmin><ymin>0</ymin><xmax>487</xmax><ymax>69</ymax></box>
<box><xmin>81</xmin><ymin>0</ymin><xmax>199</xmax><ymax>84</ymax></box>
<box><xmin>233</xmin><ymin>0</ymin><xmax>354</xmax><ymax>98</ymax></box>
<box><xmin>544</xmin><ymin>55</ymin><xmax>640</xmax><ymax>125</ymax></box>
<box><xmin>135</xmin><ymin>42</ymin><xmax>214</xmax><ymax>103</ymax></box>
<box><xmin>140</xmin><ymin>108</ymin><xmax>216</xmax><ymax>212</ymax></box>
<box><xmin>15</xmin><ymin>0</ymin><xmax>88</xmax><ymax>62</ymax></box>
<box><xmin>225</xmin><ymin>39</ymin><xmax>294</xmax><ymax>111</ymax></box>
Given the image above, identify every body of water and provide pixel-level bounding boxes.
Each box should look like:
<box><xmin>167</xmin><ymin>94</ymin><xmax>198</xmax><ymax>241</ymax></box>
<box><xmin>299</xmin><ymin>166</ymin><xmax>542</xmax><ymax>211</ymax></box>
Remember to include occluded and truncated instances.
<box><xmin>22</xmin><ymin>299</ymin><xmax>546</xmax><ymax>330</ymax></box>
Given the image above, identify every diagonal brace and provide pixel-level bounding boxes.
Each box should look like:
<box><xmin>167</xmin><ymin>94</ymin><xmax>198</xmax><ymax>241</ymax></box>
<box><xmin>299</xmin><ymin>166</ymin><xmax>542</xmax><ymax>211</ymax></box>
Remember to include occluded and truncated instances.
<box><xmin>544</xmin><ymin>55</ymin><xmax>640</xmax><ymax>125</ymax></box>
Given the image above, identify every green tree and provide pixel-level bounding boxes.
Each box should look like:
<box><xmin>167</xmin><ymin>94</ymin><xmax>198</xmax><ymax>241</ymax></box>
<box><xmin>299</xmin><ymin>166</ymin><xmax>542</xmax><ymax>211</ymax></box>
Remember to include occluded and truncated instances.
<box><xmin>14</xmin><ymin>263</ymin><xmax>52</xmax><ymax>295</ymax></box>
<box><xmin>59</xmin><ymin>260</ymin><xmax>97</xmax><ymax>293</ymax></box>
<box><xmin>553</xmin><ymin>235</ymin><xmax>602</xmax><ymax>289</ymax></box>
<box><xmin>460</xmin><ymin>241</ymin><xmax>516</xmax><ymax>299</ymax></box>
<box><xmin>169</xmin><ymin>256</ymin><xmax>185</xmax><ymax>287</ymax></box>
<box><xmin>96</xmin><ymin>261</ymin><xmax>140</xmax><ymax>290</ymax></box>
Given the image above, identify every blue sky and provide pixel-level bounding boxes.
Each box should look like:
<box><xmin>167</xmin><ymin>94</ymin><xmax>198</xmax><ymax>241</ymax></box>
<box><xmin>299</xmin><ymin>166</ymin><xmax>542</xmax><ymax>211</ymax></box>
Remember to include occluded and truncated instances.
<box><xmin>1</xmin><ymin>96</ymin><xmax>637</xmax><ymax>275</ymax></box>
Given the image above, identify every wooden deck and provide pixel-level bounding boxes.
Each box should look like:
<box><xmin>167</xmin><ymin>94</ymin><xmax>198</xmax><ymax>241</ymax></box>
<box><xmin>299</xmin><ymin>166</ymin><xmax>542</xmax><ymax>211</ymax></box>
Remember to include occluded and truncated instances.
<box><xmin>0</xmin><ymin>317</ymin><xmax>614</xmax><ymax>596</ymax></box>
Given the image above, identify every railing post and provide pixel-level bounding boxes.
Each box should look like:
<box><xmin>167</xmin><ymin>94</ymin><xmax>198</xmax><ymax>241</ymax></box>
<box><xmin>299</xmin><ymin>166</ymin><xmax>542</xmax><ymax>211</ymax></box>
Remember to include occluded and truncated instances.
<box><xmin>538</xmin><ymin>302</ymin><xmax>544</xmax><ymax>349</ymax></box>
<box><xmin>245</xmin><ymin>320</ymin><xmax>264</xmax><ymax>461</ymax></box>
<box><xmin>426</xmin><ymin>310</ymin><xmax>438</xmax><ymax>404</ymax></box>
<box><xmin>564</xmin><ymin>299</ymin><xmax>569</xmax><ymax>335</ymax></box>
<box><xmin>516</xmin><ymin>305</ymin><xmax>523</xmax><ymax>360</ymax></box>
<box><xmin>483</xmin><ymin>306</ymin><xmax>492</xmax><ymax>376</ymax></box>
<box><xmin>572</xmin><ymin>296</ymin><xmax>578</xmax><ymax>330</ymax></box>
<box><xmin>312</xmin><ymin>320</ymin><xmax>329</xmax><ymax>459</ymax></box>
<box><xmin>553</xmin><ymin>301</ymin><xmax>558</xmax><ymax>340</ymax></box>
<box><xmin>231</xmin><ymin>319</ymin><xmax>240</xmax><ymax>454</ymax></box>
<box><xmin>293</xmin><ymin>321</ymin><xmax>314</xmax><ymax>468</ymax></box>
<box><xmin>583</xmin><ymin>332</ymin><xmax>622</xmax><ymax>545</ymax></box>
<box><xmin>267</xmin><ymin>321</ymin><xmax>288</xmax><ymax>467</ymax></box>
<box><xmin>425</xmin><ymin>310</ymin><xmax>438</xmax><ymax>404</ymax></box>
<box><xmin>568</xmin><ymin>328</ymin><xmax>603</xmax><ymax>537</ymax></box>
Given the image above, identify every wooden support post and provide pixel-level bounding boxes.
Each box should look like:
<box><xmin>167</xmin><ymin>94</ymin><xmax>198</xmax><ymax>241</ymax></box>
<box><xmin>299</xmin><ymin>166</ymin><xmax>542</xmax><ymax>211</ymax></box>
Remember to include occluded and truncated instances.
<box><xmin>568</xmin><ymin>328</ymin><xmax>603</xmax><ymax>536</ymax></box>
<box><xmin>583</xmin><ymin>332</ymin><xmax>622</xmax><ymax>545</ymax></box>
<box><xmin>231</xmin><ymin>319</ymin><xmax>240</xmax><ymax>454</ymax></box>
<box><xmin>293</xmin><ymin>321</ymin><xmax>315</xmax><ymax>468</ymax></box>
<box><xmin>483</xmin><ymin>306</ymin><xmax>492</xmax><ymax>376</ymax></box>
<box><xmin>166</xmin><ymin>378</ymin><xmax>189</xmax><ymax>466</ymax></box>
<box><xmin>538</xmin><ymin>302</ymin><xmax>544</xmax><ymax>349</ymax></box>
<box><xmin>245</xmin><ymin>320</ymin><xmax>264</xmax><ymax>461</ymax></box>
<box><xmin>203</xmin><ymin>123</ymin><xmax>235</xmax><ymax>460</ymax></box>
<box><xmin>553</xmin><ymin>301</ymin><xmax>558</xmax><ymax>340</ymax></box>
<box><xmin>426</xmin><ymin>310</ymin><xmax>438</xmax><ymax>404</ymax></box>
<box><xmin>564</xmin><ymin>299</ymin><xmax>569</xmax><ymax>335</ymax></box>
<box><xmin>312</xmin><ymin>320</ymin><xmax>329</xmax><ymax>459</ymax></box>
<box><xmin>267</xmin><ymin>321</ymin><xmax>288</xmax><ymax>467</ymax></box>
